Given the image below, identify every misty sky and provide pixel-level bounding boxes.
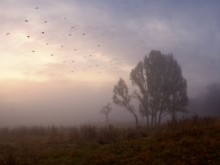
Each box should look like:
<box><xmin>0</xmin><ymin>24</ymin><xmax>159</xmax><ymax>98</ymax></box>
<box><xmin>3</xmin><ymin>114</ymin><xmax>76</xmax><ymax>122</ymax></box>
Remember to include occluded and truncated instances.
<box><xmin>0</xmin><ymin>0</ymin><xmax>220</xmax><ymax>126</ymax></box>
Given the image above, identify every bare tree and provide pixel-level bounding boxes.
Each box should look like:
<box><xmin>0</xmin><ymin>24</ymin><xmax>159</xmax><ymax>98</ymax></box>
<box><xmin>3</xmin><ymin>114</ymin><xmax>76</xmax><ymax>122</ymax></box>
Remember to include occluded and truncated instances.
<box><xmin>100</xmin><ymin>103</ymin><xmax>112</xmax><ymax>126</ymax></box>
<box><xmin>113</xmin><ymin>78</ymin><xmax>139</xmax><ymax>129</ymax></box>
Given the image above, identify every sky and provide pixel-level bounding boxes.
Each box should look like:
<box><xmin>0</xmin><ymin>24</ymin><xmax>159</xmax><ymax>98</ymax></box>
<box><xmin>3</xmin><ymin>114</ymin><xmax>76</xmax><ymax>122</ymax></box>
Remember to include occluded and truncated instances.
<box><xmin>0</xmin><ymin>0</ymin><xmax>220</xmax><ymax>126</ymax></box>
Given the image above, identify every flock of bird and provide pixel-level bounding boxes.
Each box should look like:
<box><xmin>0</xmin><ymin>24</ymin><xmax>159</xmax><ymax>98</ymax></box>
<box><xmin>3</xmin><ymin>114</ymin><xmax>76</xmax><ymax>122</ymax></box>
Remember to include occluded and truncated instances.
<box><xmin>3</xmin><ymin>6</ymin><xmax>123</xmax><ymax>75</ymax></box>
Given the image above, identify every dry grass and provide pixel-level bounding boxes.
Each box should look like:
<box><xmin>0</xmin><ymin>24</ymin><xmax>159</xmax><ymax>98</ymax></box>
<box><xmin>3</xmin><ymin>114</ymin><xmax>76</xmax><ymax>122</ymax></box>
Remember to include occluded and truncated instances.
<box><xmin>0</xmin><ymin>116</ymin><xmax>219</xmax><ymax>165</ymax></box>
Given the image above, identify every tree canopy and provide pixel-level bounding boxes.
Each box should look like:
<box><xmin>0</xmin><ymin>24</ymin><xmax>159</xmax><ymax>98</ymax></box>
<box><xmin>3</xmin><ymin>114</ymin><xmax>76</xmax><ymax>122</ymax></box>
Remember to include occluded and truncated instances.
<box><xmin>130</xmin><ymin>50</ymin><xmax>188</xmax><ymax>126</ymax></box>
<box><xmin>113</xmin><ymin>50</ymin><xmax>188</xmax><ymax>128</ymax></box>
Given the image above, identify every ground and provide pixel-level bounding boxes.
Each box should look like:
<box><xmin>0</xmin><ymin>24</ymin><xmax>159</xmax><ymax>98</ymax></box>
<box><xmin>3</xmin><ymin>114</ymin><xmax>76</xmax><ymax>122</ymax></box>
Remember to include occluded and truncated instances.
<box><xmin>0</xmin><ymin>116</ymin><xmax>219</xmax><ymax>165</ymax></box>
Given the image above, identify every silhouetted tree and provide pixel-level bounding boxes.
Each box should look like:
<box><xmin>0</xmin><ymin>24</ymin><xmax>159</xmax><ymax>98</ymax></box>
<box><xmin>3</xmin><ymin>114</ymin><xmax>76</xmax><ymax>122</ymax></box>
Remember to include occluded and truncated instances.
<box><xmin>161</xmin><ymin>54</ymin><xmax>188</xmax><ymax>122</ymax></box>
<box><xmin>130</xmin><ymin>50</ymin><xmax>188</xmax><ymax>125</ymax></box>
<box><xmin>130</xmin><ymin>61</ymin><xmax>150</xmax><ymax>127</ymax></box>
<box><xmin>113</xmin><ymin>78</ymin><xmax>139</xmax><ymax>129</ymax></box>
<box><xmin>100</xmin><ymin>103</ymin><xmax>112</xmax><ymax>126</ymax></box>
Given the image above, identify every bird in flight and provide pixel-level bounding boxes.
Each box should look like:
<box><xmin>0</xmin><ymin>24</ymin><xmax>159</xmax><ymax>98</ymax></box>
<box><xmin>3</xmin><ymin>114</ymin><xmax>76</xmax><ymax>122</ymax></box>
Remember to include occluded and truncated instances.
<box><xmin>25</xmin><ymin>19</ymin><xmax>29</xmax><ymax>22</ymax></box>
<box><xmin>27</xmin><ymin>35</ymin><xmax>30</xmax><ymax>38</ymax></box>
<box><xmin>44</xmin><ymin>21</ymin><xmax>47</xmax><ymax>23</ymax></box>
<box><xmin>41</xmin><ymin>32</ymin><xmax>45</xmax><ymax>34</ymax></box>
<box><xmin>35</xmin><ymin>7</ymin><xmax>39</xmax><ymax>10</ymax></box>
<box><xmin>6</xmin><ymin>33</ymin><xmax>10</xmax><ymax>36</ymax></box>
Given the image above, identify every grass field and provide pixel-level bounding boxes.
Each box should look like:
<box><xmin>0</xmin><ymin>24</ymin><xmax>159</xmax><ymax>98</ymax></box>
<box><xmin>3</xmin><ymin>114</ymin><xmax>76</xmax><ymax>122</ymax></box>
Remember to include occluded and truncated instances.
<box><xmin>0</xmin><ymin>116</ymin><xmax>219</xmax><ymax>165</ymax></box>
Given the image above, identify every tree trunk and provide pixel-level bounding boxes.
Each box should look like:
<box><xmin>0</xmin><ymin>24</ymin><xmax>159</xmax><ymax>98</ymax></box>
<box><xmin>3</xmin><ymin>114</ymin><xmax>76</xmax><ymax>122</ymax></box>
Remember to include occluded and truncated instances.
<box><xmin>158</xmin><ymin>110</ymin><xmax>162</xmax><ymax>125</ymax></box>
<box><xmin>132</xmin><ymin>113</ymin><xmax>139</xmax><ymax>129</ymax></box>
<box><xmin>154</xmin><ymin>111</ymin><xmax>157</xmax><ymax>125</ymax></box>
<box><xmin>105</xmin><ymin>114</ymin><xmax>109</xmax><ymax>127</ymax></box>
<box><xmin>171</xmin><ymin>111</ymin><xmax>176</xmax><ymax>122</ymax></box>
<box><xmin>151</xmin><ymin>111</ymin><xmax>154</xmax><ymax>127</ymax></box>
<box><xmin>171</xmin><ymin>95</ymin><xmax>176</xmax><ymax>122</ymax></box>
<box><xmin>146</xmin><ymin>112</ymin><xmax>149</xmax><ymax>128</ymax></box>
<box><xmin>146</xmin><ymin>95</ymin><xmax>150</xmax><ymax>128</ymax></box>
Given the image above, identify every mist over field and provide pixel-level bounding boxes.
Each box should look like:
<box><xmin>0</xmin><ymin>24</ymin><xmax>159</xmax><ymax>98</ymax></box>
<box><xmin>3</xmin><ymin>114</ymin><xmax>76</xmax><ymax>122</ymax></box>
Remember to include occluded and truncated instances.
<box><xmin>0</xmin><ymin>0</ymin><xmax>220</xmax><ymax>127</ymax></box>
<box><xmin>0</xmin><ymin>80</ymin><xmax>135</xmax><ymax>126</ymax></box>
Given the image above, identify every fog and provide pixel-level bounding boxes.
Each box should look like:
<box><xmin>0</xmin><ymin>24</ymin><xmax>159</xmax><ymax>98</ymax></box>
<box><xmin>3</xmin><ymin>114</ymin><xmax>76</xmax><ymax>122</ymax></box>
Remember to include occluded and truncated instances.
<box><xmin>0</xmin><ymin>0</ymin><xmax>220</xmax><ymax>126</ymax></box>
<box><xmin>0</xmin><ymin>80</ymin><xmax>136</xmax><ymax>127</ymax></box>
<box><xmin>189</xmin><ymin>83</ymin><xmax>220</xmax><ymax>117</ymax></box>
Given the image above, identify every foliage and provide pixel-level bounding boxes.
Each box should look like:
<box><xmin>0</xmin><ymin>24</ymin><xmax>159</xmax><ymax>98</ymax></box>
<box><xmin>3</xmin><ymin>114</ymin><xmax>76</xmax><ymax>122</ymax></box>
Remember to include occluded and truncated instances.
<box><xmin>130</xmin><ymin>50</ymin><xmax>188</xmax><ymax>126</ymax></box>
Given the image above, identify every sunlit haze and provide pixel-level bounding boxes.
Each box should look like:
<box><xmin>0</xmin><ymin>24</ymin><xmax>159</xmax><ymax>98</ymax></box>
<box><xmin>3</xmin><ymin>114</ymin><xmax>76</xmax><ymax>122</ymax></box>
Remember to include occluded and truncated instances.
<box><xmin>0</xmin><ymin>0</ymin><xmax>220</xmax><ymax>126</ymax></box>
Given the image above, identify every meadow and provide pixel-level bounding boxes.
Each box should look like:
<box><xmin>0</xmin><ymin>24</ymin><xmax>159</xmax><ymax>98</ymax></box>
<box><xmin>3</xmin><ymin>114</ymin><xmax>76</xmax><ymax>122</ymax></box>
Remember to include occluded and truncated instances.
<box><xmin>0</xmin><ymin>116</ymin><xmax>219</xmax><ymax>165</ymax></box>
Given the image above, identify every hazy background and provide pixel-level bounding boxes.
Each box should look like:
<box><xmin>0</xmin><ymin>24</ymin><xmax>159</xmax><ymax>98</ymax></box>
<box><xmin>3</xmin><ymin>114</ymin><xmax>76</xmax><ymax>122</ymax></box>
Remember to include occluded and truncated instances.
<box><xmin>0</xmin><ymin>0</ymin><xmax>220</xmax><ymax>127</ymax></box>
